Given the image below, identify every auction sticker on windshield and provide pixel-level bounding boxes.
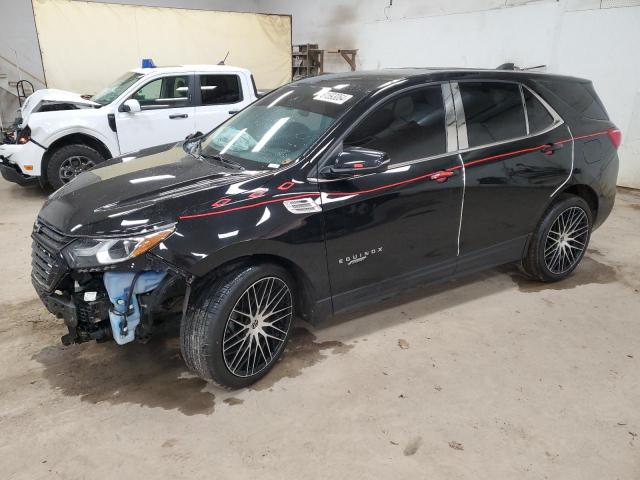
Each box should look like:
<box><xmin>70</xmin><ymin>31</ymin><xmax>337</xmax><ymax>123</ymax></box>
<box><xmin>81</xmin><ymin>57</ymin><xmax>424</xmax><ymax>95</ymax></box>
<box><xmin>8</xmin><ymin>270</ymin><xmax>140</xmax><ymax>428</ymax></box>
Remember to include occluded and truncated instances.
<box><xmin>314</xmin><ymin>91</ymin><xmax>353</xmax><ymax>105</ymax></box>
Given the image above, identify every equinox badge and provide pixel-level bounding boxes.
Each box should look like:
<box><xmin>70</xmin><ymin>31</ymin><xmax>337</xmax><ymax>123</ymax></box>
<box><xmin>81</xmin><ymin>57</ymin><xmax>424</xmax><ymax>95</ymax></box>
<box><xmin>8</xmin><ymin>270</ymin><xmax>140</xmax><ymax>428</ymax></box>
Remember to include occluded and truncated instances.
<box><xmin>339</xmin><ymin>247</ymin><xmax>383</xmax><ymax>266</ymax></box>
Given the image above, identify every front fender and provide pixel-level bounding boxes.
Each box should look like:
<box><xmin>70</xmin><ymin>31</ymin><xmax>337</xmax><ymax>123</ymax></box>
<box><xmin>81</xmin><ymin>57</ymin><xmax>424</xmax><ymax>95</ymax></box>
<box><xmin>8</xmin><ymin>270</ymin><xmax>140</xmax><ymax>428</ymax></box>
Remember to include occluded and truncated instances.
<box><xmin>155</xmin><ymin>195</ymin><xmax>330</xmax><ymax>303</ymax></box>
<box><xmin>30</xmin><ymin>112</ymin><xmax>120</xmax><ymax>157</ymax></box>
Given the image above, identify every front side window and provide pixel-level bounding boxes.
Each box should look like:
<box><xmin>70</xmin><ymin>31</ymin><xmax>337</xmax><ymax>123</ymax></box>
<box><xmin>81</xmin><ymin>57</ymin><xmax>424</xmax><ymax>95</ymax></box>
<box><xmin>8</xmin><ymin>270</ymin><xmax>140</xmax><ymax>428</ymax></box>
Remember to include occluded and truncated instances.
<box><xmin>459</xmin><ymin>82</ymin><xmax>526</xmax><ymax>147</ymax></box>
<box><xmin>92</xmin><ymin>72</ymin><xmax>144</xmax><ymax>105</ymax></box>
<box><xmin>199</xmin><ymin>74</ymin><xmax>242</xmax><ymax>105</ymax></box>
<box><xmin>131</xmin><ymin>75</ymin><xmax>191</xmax><ymax>110</ymax></box>
<box><xmin>201</xmin><ymin>83</ymin><xmax>365</xmax><ymax>170</ymax></box>
<box><xmin>344</xmin><ymin>86</ymin><xmax>446</xmax><ymax>164</ymax></box>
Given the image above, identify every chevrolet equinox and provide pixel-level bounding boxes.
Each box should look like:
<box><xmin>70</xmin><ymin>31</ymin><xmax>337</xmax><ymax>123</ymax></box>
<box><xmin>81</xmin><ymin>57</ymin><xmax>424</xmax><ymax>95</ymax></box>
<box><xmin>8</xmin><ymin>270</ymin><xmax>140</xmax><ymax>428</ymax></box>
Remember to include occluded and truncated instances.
<box><xmin>32</xmin><ymin>69</ymin><xmax>620</xmax><ymax>388</ymax></box>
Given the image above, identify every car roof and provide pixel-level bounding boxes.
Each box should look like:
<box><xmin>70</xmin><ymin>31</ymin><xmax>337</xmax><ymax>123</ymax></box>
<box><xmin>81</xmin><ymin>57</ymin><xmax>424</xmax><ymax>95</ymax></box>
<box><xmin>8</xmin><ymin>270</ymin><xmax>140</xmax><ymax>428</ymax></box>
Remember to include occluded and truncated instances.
<box><xmin>293</xmin><ymin>68</ymin><xmax>591</xmax><ymax>96</ymax></box>
<box><xmin>131</xmin><ymin>64</ymin><xmax>251</xmax><ymax>75</ymax></box>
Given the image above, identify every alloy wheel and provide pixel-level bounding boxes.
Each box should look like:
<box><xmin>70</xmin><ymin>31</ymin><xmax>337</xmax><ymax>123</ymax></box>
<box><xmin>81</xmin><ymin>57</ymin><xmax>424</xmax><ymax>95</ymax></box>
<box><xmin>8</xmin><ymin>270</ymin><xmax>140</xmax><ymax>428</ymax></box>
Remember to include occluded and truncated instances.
<box><xmin>544</xmin><ymin>206</ymin><xmax>589</xmax><ymax>275</ymax></box>
<box><xmin>59</xmin><ymin>155</ymin><xmax>95</xmax><ymax>183</ymax></box>
<box><xmin>222</xmin><ymin>276</ymin><xmax>293</xmax><ymax>377</ymax></box>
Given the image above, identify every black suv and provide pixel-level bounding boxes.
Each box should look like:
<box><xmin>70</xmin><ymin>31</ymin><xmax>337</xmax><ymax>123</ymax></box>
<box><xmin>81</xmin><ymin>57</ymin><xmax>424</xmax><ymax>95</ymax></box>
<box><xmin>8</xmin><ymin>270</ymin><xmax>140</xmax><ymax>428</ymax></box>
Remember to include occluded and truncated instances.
<box><xmin>32</xmin><ymin>69</ymin><xmax>620</xmax><ymax>388</ymax></box>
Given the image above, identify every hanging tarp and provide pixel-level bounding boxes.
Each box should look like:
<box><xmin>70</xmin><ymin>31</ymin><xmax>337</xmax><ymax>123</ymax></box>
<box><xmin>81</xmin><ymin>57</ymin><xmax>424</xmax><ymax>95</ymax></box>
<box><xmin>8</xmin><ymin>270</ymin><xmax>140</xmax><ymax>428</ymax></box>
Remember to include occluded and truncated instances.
<box><xmin>32</xmin><ymin>0</ymin><xmax>291</xmax><ymax>93</ymax></box>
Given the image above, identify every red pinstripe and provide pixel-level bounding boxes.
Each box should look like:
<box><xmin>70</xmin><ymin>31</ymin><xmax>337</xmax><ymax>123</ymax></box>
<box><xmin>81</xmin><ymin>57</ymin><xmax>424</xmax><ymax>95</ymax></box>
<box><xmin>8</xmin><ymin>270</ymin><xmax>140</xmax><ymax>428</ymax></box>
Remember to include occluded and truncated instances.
<box><xmin>179</xmin><ymin>130</ymin><xmax>610</xmax><ymax>220</ymax></box>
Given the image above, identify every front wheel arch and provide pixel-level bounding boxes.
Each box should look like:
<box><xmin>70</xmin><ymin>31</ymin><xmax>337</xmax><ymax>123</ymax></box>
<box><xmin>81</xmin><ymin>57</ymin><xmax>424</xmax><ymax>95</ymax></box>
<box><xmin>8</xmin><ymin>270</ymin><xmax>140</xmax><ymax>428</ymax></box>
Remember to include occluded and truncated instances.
<box><xmin>190</xmin><ymin>253</ymin><xmax>316</xmax><ymax>323</ymax></box>
<box><xmin>41</xmin><ymin>133</ymin><xmax>112</xmax><ymax>185</ymax></box>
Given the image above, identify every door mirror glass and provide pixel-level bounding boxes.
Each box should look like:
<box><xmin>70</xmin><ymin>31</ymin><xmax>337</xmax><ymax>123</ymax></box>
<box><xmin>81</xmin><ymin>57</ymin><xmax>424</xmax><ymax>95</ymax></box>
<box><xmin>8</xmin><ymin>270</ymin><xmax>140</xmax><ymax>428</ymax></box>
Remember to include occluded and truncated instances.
<box><xmin>120</xmin><ymin>99</ymin><xmax>141</xmax><ymax>113</ymax></box>
<box><xmin>321</xmin><ymin>147</ymin><xmax>389</xmax><ymax>178</ymax></box>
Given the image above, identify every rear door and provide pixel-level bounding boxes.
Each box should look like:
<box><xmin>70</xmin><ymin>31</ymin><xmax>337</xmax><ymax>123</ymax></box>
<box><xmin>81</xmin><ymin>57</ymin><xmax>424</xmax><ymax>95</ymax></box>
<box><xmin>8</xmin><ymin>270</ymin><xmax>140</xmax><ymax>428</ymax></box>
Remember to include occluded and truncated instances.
<box><xmin>320</xmin><ymin>84</ymin><xmax>464</xmax><ymax>312</ymax></box>
<box><xmin>115</xmin><ymin>74</ymin><xmax>196</xmax><ymax>154</ymax></box>
<box><xmin>453</xmin><ymin>81</ymin><xmax>573</xmax><ymax>268</ymax></box>
<box><xmin>193</xmin><ymin>73</ymin><xmax>251</xmax><ymax>134</ymax></box>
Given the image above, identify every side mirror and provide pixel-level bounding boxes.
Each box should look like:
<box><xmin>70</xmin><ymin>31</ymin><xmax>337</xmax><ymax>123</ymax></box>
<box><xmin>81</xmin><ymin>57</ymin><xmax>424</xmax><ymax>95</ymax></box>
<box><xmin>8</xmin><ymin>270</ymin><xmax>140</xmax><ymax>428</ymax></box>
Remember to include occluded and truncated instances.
<box><xmin>183</xmin><ymin>131</ymin><xmax>204</xmax><ymax>155</ymax></box>
<box><xmin>321</xmin><ymin>147</ymin><xmax>390</xmax><ymax>178</ymax></box>
<box><xmin>120</xmin><ymin>99</ymin><xmax>141</xmax><ymax>113</ymax></box>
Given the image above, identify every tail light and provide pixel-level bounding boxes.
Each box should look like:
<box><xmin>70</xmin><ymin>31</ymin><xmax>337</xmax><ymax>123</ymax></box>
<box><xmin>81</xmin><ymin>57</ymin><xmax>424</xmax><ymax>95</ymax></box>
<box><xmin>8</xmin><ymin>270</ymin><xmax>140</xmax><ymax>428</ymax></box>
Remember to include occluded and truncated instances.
<box><xmin>606</xmin><ymin>128</ymin><xmax>622</xmax><ymax>149</ymax></box>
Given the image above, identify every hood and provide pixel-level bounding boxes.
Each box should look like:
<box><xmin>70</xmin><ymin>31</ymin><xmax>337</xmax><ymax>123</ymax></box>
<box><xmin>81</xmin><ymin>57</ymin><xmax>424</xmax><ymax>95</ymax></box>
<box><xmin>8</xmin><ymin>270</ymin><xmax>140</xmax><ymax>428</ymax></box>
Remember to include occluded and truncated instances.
<box><xmin>20</xmin><ymin>89</ymin><xmax>100</xmax><ymax>125</ymax></box>
<box><xmin>38</xmin><ymin>143</ymin><xmax>268</xmax><ymax>236</ymax></box>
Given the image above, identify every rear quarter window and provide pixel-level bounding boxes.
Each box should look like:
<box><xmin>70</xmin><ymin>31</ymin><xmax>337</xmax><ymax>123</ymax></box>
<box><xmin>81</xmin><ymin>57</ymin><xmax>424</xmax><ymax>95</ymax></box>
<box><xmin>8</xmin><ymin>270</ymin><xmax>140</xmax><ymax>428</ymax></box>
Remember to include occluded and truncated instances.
<box><xmin>523</xmin><ymin>88</ymin><xmax>555</xmax><ymax>134</ymax></box>
<box><xmin>539</xmin><ymin>80</ymin><xmax>609</xmax><ymax>120</ymax></box>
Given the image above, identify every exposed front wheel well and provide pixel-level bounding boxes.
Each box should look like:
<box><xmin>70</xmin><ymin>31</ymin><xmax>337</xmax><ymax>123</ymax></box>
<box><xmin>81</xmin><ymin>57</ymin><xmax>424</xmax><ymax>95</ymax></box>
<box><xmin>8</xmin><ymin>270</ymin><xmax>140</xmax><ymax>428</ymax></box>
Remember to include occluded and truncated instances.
<box><xmin>42</xmin><ymin>133</ymin><xmax>112</xmax><ymax>183</ymax></box>
<box><xmin>191</xmin><ymin>254</ymin><xmax>316</xmax><ymax>322</ymax></box>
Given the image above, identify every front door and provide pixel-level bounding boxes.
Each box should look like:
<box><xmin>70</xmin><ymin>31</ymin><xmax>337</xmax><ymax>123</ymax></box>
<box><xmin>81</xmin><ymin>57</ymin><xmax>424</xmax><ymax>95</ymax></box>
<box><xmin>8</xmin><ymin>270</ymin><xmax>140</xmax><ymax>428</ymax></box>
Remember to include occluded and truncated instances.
<box><xmin>116</xmin><ymin>74</ymin><xmax>196</xmax><ymax>154</ymax></box>
<box><xmin>453</xmin><ymin>81</ymin><xmax>574</xmax><ymax>268</ymax></box>
<box><xmin>320</xmin><ymin>84</ymin><xmax>464</xmax><ymax>313</ymax></box>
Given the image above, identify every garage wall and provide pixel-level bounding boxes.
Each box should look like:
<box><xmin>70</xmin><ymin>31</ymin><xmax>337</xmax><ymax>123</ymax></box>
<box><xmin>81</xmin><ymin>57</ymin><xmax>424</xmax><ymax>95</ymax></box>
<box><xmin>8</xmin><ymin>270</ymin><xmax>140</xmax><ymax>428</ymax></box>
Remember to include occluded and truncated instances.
<box><xmin>256</xmin><ymin>0</ymin><xmax>640</xmax><ymax>189</ymax></box>
<box><xmin>32</xmin><ymin>0</ymin><xmax>291</xmax><ymax>93</ymax></box>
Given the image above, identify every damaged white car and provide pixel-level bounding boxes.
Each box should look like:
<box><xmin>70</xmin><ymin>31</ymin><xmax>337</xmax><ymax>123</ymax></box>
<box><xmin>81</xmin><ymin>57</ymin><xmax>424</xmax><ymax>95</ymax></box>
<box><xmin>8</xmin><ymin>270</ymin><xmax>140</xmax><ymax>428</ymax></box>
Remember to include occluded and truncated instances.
<box><xmin>0</xmin><ymin>65</ymin><xmax>259</xmax><ymax>189</ymax></box>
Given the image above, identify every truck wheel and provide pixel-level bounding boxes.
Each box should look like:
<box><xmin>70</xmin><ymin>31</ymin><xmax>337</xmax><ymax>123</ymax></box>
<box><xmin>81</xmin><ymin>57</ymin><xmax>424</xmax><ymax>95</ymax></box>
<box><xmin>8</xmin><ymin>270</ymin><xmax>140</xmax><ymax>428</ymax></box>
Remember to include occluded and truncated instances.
<box><xmin>181</xmin><ymin>264</ymin><xmax>295</xmax><ymax>389</ymax></box>
<box><xmin>521</xmin><ymin>194</ymin><xmax>593</xmax><ymax>282</ymax></box>
<box><xmin>47</xmin><ymin>144</ymin><xmax>105</xmax><ymax>190</ymax></box>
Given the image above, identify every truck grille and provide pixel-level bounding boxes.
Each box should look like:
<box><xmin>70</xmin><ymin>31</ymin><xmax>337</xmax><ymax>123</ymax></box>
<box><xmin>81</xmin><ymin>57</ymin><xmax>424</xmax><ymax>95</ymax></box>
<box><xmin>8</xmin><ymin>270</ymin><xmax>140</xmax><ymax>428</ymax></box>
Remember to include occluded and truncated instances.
<box><xmin>31</xmin><ymin>221</ymin><xmax>71</xmax><ymax>292</ymax></box>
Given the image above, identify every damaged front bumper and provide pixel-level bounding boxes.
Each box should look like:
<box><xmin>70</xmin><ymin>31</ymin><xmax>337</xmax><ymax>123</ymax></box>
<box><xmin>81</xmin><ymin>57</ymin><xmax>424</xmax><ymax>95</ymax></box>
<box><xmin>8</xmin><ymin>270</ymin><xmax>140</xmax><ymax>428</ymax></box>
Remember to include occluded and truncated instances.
<box><xmin>32</xmin><ymin>221</ymin><xmax>187</xmax><ymax>346</ymax></box>
<box><xmin>33</xmin><ymin>284</ymin><xmax>111</xmax><ymax>345</ymax></box>
<box><xmin>0</xmin><ymin>141</ymin><xmax>46</xmax><ymax>181</ymax></box>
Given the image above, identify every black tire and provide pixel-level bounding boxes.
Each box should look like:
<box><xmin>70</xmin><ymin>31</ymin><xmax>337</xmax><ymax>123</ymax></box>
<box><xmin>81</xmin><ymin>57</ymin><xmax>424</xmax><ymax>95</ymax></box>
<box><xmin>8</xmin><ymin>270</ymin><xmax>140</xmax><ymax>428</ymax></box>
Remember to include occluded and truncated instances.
<box><xmin>521</xmin><ymin>194</ymin><xmax>593</xmax><ymax>282</ymax></box>
<box><xmin>46</xmin><ymin>144</ymin><xmax>105</xmax><ymax>190</ymax></box>
<box><xmin>37</xmin><ymin>175</ymin><xmax>51</xmax><ymax>192</ymax></box>
<box><xmin>181</xmin><ymin>264</ymin><xmax>295</xmax><ymax>389</ymax></box>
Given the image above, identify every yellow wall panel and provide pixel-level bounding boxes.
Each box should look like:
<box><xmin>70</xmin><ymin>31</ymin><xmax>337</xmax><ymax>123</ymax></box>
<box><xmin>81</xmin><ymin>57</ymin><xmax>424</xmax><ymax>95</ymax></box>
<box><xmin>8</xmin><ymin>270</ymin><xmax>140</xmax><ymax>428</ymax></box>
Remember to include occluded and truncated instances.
<box><xmin>32</xmin><ymin>0</ymin><xmax>291</xmax><ymax>93</ymax></box>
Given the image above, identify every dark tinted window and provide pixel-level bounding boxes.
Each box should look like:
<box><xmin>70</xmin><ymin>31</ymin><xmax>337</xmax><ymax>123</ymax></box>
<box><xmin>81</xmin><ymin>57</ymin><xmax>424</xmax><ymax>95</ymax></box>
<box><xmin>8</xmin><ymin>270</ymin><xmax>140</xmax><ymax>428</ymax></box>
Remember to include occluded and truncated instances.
<box><xmin>539</xmin><ymin>80</ymin><xmax>608</xmax><ymax>120</ymax></box>
<box><xmin>132</xmin><ymin>75</ymin><xmax>190</xmax><ymax>109</ymax></box>
<box><xmin>459</xmin><ymin>82</ymin><xmax>526</xmax><ymax>147</ymax></box>
<box><xmin>200</xmin><ymin>74</ymin><xmax>242</xmax><ymax>105</ymax></box>
<box><xmin>344</xmin><ymin>86</ymin><xmax>446</xmax><ymax>164</ymax></box>
<box><xmin>524</xmin><ymin>88</ymin><xmax>554</xmax><ymax>134</ymax></box>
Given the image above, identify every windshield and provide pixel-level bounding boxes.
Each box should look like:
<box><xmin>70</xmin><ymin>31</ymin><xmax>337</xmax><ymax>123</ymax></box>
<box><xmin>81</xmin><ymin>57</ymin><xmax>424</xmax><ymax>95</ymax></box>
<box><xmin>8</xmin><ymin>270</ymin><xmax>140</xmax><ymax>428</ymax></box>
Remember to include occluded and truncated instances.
<box><xmin>92</xmin><ymin>72</ymin><xmax>144</xmax><ymax>105</ymax></box>
<box><xmin>200</xmin><ymin>83</ymin><xmax>365</xmax><ymax>170</ymax></box>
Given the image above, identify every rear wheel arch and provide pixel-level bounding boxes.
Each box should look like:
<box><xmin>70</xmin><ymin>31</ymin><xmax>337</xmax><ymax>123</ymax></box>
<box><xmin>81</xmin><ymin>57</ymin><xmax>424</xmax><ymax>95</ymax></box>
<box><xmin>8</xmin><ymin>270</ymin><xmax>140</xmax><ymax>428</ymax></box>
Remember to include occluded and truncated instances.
<box><xmin>561</xmin><ymin>184</ymin><xmax>599</xmax><ymax>220</ymax></box>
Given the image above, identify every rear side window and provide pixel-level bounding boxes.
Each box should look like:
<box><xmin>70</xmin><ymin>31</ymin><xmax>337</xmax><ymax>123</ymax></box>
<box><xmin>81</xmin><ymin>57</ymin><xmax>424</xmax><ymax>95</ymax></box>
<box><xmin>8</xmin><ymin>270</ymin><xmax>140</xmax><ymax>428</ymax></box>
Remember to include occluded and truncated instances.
<box><xmin>539</xmin><ymin>80</ymin><xmax>608</xmax><ymax>120</ymax></box>
<box><xmin>344</xmin><ymin>85</ymin><xmax>446</xmax><ymax>164</ymax></box>
<box><xmin>459</xmin><ymin>82</ymin><xmax>526</xmax><ymax>147</ymax></box>
<box><xmin>199</xmin><ymin>74</ymin><xmax>242</xmax><ymax>105</ymax></box>
<box><xmin>524</xmin><ymin>88</ymin><xmax>554</xmax><ymax>134</ymax></box>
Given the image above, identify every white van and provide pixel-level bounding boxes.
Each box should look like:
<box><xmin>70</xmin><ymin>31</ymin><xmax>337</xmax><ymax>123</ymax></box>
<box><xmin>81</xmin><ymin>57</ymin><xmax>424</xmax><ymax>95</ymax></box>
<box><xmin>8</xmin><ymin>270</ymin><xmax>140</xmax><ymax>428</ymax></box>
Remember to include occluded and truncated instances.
<box><xmin>0</xmin><ymin>65</ymin><xmax>259</xmax><ymax>189</ymax></box>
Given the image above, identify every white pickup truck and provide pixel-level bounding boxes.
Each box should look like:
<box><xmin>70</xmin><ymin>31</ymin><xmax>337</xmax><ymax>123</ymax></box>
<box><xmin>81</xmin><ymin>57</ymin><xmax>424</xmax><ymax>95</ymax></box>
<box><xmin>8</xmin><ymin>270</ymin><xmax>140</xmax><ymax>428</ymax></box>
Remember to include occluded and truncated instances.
<box><xmin>0</xmin><ymin>65</ymin><xmax>260</xmax><ymax>189</ymax></box>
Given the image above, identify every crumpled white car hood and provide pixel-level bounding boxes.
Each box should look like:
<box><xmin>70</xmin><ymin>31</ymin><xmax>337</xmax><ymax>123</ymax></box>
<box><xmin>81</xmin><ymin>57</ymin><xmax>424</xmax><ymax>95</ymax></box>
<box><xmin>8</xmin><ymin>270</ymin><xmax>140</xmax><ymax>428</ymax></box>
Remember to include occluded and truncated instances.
<box><xmin>19</xmin><ymin>89</ymin><xmax>100</xmax><ymax>126</ymax></box>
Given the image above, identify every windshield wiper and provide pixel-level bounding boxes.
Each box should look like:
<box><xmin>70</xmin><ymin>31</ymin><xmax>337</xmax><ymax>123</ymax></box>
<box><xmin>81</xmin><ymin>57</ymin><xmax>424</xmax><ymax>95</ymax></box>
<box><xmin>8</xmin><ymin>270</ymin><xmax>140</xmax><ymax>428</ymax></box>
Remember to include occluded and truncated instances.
<box><xmin>199</xmin><ymin>152</ymin><xmax>245</xmax><ymax>171</ymax></box>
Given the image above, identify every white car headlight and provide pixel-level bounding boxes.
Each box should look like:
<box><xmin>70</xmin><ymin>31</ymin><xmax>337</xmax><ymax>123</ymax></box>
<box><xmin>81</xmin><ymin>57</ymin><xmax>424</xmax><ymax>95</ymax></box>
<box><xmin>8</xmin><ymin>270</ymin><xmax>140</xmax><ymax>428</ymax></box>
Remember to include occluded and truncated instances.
<box><xmin>62</xmin><ymin>226</ymin><xmax>175</xmax><ymax>268</ymax></box>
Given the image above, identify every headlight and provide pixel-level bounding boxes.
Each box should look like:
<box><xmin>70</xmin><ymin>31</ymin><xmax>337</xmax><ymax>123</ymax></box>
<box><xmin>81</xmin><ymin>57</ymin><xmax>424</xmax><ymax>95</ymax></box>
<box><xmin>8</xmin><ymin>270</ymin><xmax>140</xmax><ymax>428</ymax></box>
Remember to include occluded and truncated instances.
<box><xmin>62</xmin><ymin>226</ymin><xmax>175</xmax><ymax>268</ymax></box>
<box><xmin>16</xmin><ymin>126</ymin><xmax>31</xmax><ymax>145</ymax></box>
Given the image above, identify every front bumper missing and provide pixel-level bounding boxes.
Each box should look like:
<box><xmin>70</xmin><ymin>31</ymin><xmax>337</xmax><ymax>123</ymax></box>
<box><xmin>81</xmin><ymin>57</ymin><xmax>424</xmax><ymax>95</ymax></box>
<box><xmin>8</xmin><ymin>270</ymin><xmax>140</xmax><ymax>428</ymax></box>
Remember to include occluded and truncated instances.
<box><xmin>33</xmin><ymin>281</ymin><xmax>111</xmax><ymax>345</ymax></box>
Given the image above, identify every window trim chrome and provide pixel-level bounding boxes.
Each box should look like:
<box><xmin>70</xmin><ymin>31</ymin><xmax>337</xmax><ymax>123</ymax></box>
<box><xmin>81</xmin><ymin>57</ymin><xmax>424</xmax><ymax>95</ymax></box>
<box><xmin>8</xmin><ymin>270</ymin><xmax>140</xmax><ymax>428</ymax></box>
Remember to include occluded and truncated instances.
<box><xmin>450</xmin><ymin>82</ymin><xmax>468</xmax><ymax>150</ymax></box>
<box><xmin>519</xmin><ymin>84</ymin><xmax>530</xmax><ymax>135</ymax></box>
<box><xmin>450</xmin><ymin>79</ymin><xmax>564</xmax><ymax>156</ymax></box>
<box><xmin>442</xmin><ymin>82</ymin><xmax>458</xmax><ymax>153</ymax></box>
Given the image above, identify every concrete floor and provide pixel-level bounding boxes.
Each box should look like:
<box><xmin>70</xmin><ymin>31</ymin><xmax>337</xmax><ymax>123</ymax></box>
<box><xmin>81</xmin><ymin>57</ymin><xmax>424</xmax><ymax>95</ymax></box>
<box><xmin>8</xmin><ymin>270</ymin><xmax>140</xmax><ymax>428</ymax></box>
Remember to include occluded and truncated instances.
<box><xmin>0</xmin><ymin>180</ymin><xmax>639</xmax><ymax>480</ymax></box>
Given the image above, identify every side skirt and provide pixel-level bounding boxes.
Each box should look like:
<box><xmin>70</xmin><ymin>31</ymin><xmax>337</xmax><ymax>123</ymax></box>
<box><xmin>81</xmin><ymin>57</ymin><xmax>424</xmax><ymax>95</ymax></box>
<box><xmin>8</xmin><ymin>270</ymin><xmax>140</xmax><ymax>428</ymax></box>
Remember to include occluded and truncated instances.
<box><xmin>313</xmin><ymin>234</ymin><xmax>529</xmax><ymax>322</ymax></box>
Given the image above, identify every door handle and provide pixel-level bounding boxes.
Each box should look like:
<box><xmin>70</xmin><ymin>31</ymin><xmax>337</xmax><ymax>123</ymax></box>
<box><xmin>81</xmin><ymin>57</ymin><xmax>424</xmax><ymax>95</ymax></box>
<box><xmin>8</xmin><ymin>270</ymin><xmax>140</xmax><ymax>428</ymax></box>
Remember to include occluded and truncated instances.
<box><xmin>228</xmin><ymin>110</ymin><xmax>239</xmax><ymax>115</ymax></box>
<box><xmin>541</xmin><ymin>143</ymin><xmax>563</xmax><ymax>155</ymax></box>
<box><xmin>429</xmin><ymin>170</ymin><xmax>454</xmax><ymax>183</ymax></box>
<box><xmin>169</xmin><ymin>113</ymin><xmax>188</xmax><ymax>119</ymax></box>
